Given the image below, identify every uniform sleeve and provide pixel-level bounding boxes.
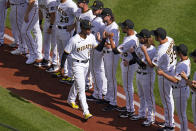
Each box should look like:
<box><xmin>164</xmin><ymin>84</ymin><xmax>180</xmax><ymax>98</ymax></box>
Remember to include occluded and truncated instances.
<box><xmin>92</xmin><ymin>35</ymin><xmax>98</xmax><ymax>48</ymax></box>
<box><xmin>194</xmin><ymin>72</ymin><xmax>196</xmax><ymax>80</ymax></box>
<box><xmin>175</xmin><ymin>63</ymin><xmax>188</xmax><ymax>81</ymax></box>
<box><xmin>48</xmin><ymin>1</ymin><xmax>57</xmax><ymax>13</ymax></box>
<box><xmin>64</xmin><ymin>38</ymin><xmax>74</xmax><ymax>54</ymax></box>
<box><xmin>110</xmin><ymin>28</ymin><xmax>119</xmax><ymax>46</ymax></box>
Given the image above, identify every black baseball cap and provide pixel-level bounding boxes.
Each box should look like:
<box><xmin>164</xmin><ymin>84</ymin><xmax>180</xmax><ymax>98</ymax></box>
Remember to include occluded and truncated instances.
<box><xmin>190</xmin><ymin>49</ymin><xmax>196</xmax><ymax>57</ymax></box>
<box><xmin>77</xmin><ymin>0</ymin><xmax>89</xmax><ymax>4</ymax></box>
<box><xmin>80</xmin><ymin>19</ymin><xmax>93</xmax><ymax>29</ymax></box>
<box><xmin>119</xmin><ymin>19</ymin><xmax>134</xmax><ymax>29</ymax></box>
<box><xmin>173</xmin><ymin>44</ymin><xmax>188</xmax><ymax>56</ymax></box>
<box><xmin>101</xmin><ymin>8</ymin><xmax>113</xmax><ymax>18</ymax></box>
<box><xmin>91</xmin><ymin>0</ymin><xmax>104</xmax><ymax>10</ymax></box>
<box><xmin>151</xmin><ymin>27</ymin><xmax>167</xmax><ymax>39</ymax></box>
<box><xmin>136</xmin><ymin>29</ymin><xmax>151</xmax><ymax>38</ymax></box>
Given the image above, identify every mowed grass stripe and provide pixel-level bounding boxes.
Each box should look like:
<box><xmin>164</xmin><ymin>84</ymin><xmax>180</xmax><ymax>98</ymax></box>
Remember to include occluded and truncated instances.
<box><xmin>0</xmin><ymin>87</ymin><xmax>81</xmax><ymax>131</ymax></box>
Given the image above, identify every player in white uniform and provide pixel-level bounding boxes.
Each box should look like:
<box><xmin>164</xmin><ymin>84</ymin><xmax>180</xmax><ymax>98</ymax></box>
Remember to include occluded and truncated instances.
<box><xmin>60</xmin><ymin>19</ymin><xmax>106</xmax><ymax>120</ymax></box>
<box><xmin>107</xmin><ymin>19</ymin><xmax>138</xmax><ymax>116</ymax></box>
<box><xmin>86</xmin><ymin>0</ymin><xmax>107</xmax><ymax>101</ymax></box>
<box><xmin>8</xmin><ymin>0</ymin><xmax>28</xmax><ymax>55</ymax></box>
<box><xmin>129</xmin><ymin>29</ymin><xmax>156</xmax><ymax>127</ymax></box>
<box><xmin>0</xmin><ymin>0</ymin><xmax>7</xmax><ymax>46</ymax></box>
<box><xmin>100</xmin><ymin>8</ymin><xmax>120</xmax><ymax>111</ymax></box>
<box><xmin>181</xmin><ymin>49</ymin><xmax>196</xmax><ymax>128</ymax></box>
<box><xmin>157</xmin><ymin>44</ymin><xmax>191</xmax><ymax>131</ymax></box>
<box><xmin>55</xmin><ymin>0</ymin><xmax>78</xmax><ymax>84</ymax></box>
<box><xmin>35</xmin><ymin>0</ymin><xmax>59</xmax><ymax>72</ymax></box>
<box><xmin>76</xmin><ymin>0</ymin><xmax>95</xmax><ymax>90</ymax></box>
<box><xmin>151</xmin><ymin>28</ymin><xmax>177</xmax><ymax>130</ymax></box>
<box><xmin>21</xmin><ymin>0</ymin><xmax>43</xmax><ymax>64</ymax></box>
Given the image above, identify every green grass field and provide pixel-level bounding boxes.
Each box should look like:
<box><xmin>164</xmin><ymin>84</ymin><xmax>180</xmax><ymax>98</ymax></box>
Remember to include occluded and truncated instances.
<box><xmin>0</xmin><ymin>87</ymin><xmax>81</xmax><ymax>131</ymax></box>
<box><xmin>4</xmin><ymin>0</ymin><xmax>196</xmax><ymax>125</ymax></box>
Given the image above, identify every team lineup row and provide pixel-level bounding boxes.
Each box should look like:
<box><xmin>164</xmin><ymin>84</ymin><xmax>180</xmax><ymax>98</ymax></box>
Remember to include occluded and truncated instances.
<box><xmin>0</xmin><ymin>0</ymin><xmax>196</xmax><ymax>131</ymax></box>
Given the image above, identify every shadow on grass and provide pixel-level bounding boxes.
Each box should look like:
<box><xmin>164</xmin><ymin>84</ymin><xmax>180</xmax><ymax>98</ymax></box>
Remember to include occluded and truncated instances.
<box><xmin>9</xmin><ymin>92</ymin><xmax>29</xmax><ymax>103</ymax></box>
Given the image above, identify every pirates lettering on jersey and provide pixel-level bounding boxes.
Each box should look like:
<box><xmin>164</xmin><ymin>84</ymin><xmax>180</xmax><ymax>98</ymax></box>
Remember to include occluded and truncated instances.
<box><xmin>166</xmin><ymin>40</ymin><xmax>177</xmax><ymax>64</ymax></box>
<box><xmin>77</xmin><ymin>44</ymin><xmax>93</xmax><ymax>52</ymax></box>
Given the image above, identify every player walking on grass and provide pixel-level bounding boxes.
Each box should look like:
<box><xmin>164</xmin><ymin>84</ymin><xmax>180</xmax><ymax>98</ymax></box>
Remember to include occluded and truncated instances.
<box><xmin>180</xmin><ymin>49</ymin><xmax>196</xmax><ymax>128</ymax></box>
<box><xmin>151</xmin><ymin>28</ymin><xmax>176</xmax><ymax>130</ymax></box>
<box><xmin>157</xmin><ymin>44</ymin><xmax>190</xmax><ymax>131</ymax></box>
<box><xmin>21</xmin><ymin>0</ymin><xmax>43</xmax><ymax>64</ymax></box>
<box><xmin>107</xmin><ymin>19</ymin><xmax>138</xmax><ymax>116</ymax></box>
<box><xmin>129</xmin><ymin>29</ymin><xmax>156</xmax><ymax>127</ymax></box>
<box><xmin>86</xmin><ymin>0</ymin><xmax>107</xmax><ymax>101</ymax></box>
<box><xmin>100</xmin><ymin>8</ymin><xmax>120</xmax><ymax>112</ymax></box>
<box><xmin>34</xmin><ymin>0</ymin><xmax>59</xmax><ymax>73</ymax></box>
<box><xmin>60</xmin><ymin>19</ymin><xmax>106</xmax><ymax>120</ymax></box>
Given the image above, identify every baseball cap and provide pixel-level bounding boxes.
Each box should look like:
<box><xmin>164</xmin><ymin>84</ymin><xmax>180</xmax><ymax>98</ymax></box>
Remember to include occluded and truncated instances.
<box><xmin>136</xmin><ymin>29</ymin><xmax>151</xmax><ymax>38</ymax></box>
<box><xmin>91</xmin><ymin>0</ymin><xmax>104</xmax><ymax>10</ymax></box>
<box><xmin>190</xmin><ymin>49</ymin><xmax>196</xmax><ymax>57</ymax></box>
<box><xmin>101</xmin><ymin>8</ymin><xmax>113</xmax><ymax>18</ymax></box>
<box><xmin>151</xmin><ymin>27</ymin><xmax>167</xmax><ymax>39</ymax></box>
<box><xmin>77</xmin><ymin>0</ymin><xmax>89</xmax><ymax>4</ymax></box>
<box><xmin>80</xmin><ymin>19</ymin><xmax>93</xmax><ymax>29</ymax></box>
<box><xmin>173</xmin><ymin>44</ymin><xmax>188</xmax><ymax>56</ymax></box>
<box><xmin>119</xmin><ymin>19</ymin><xmax>134</xmax><ymax>29</ymax></box>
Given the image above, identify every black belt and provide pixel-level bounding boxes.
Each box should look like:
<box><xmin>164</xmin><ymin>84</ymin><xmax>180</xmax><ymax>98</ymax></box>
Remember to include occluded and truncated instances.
<box><xmin>75</xmin><ymin>59</ymin><xmax>89</xmax><ymax>63</ymax></box>
<box><xmin>10</xmin><ymin>3</ymin><xmax>26</xmax><ymax>6</ymax></box>
<box><xmin>136</xmin><ymin>71</ymin><xmax>147</xmax><ymax>75</ymax></box>
<box><xmin>58</xmin><ymin>25</ymin><xmax>67</xmax><ymax>29</ymax></box>
<box><xmin>103</xmin><ymin>50</ymin><xmax>111</xmax><ymax>54</ymax></box>
<box><xmin>172</xmin><ymin>85</ymin><xmax>187</xmax><ymax>89</ymax></box>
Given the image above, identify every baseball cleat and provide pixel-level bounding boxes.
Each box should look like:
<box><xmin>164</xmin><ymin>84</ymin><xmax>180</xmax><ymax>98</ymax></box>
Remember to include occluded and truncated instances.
<box><xmin>84</xmin><ymin>113</ymin><xmax>93</xmax><ymax>120</ymax></box>
<box><xmin>157</xmin><ymin>126</ymin><xmax>174</xmax><ymax>131</ymax></box>
<box><xmin>59</xmin><ymin>77</ymin><xmax>74</xmax><ymax>85</ymax></box>
<box><xmin>130</xmin><ymin>115</ymin><xmax>145</xmax><ymax>121</ymax></box>
<box><xmin>141</xmin><ymin>119</ymin><xmax>155</xmax><ymax>127</ymax></box>
<box><xmin>86</xmin><ymin>95</ymin><xmax>99</xmax><ymax>101</ymax></box>
<box><xmin>102</xmin><ymin>104</ymin><xmax>118</xmax><ymax>112</ymax></box>
<box><xmin>68</xmin><ymin>102</ymin><xmax>79</xmax><ymax>109</ymax></box>
<box><xmin>115</xmin><ymin>106</ymin><xmax>127</xmax><ymax>112</ymax></box>
<box><xmin>46</xmin><ymin>64</ymin><xmax>59</xmax><ymax>73</ymax></box>
<box><xmin>34</xmin><ymin>61</ymin><xmax>42</xmax><ymax>67</ymax></box>
<box><xmin>10</xmin><ymin>48</ymin><xmax>22</xmax><ymax>55</ymax></box>
<box><xmin>119</xmin><ymin>111</ymin><xmax>134</xmax><ymax>118</ymax></box>
<box><xmin>51</xmin><ymin>71</ymin><xmax>62</xmax><ymax>78</ymax></box>
<box><xmin>25</xmin><ymin>55</ymin><xmax>36</xmax><ymax>64</ymax></box>
<box><xmin>41</xmin><ymin>59</ymin><xmax>51</xmax><ymax>68</ymax></box>
<box><xmin>8</xmin><ymin>43</ymin><xmax>18</xmax><ymax>48</ymax></box>
<box><xmin>0</xmin><ymin>42</ymin><xmax>4</xmax><ymax>47</ymax></box>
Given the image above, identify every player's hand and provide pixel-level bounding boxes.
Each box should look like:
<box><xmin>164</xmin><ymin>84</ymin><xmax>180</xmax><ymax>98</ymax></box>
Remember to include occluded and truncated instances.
<box><xmin>108</xmin><ymin>32</ymin><xmax>114</xmax><ymax>39</ymax></box>
<box><xmin>123</xmin><ymin>60</ymin><xmax>129</xmax><ymax>67</ymax></box>
<box><xmin>180</xmin><ymin>71</ymin><xmax>188</xmax><ymax>80</ymax></box>
<box><xmin>157</xmin><ymin>69</ymin><xmax>164</xmax><ymax>76</ymax></box>
<box><xmin>192</xmin><ymin>80</ymin><xmax>196</xmax><ymax>88</ymax></box>
<box><xmin>47</xmin><ymin>28</ymin><xmax>52</xmax><ymax>34</ymax></box>
<box><xmin>129</xmin><ymin>47</ymin><xmax>135</xmax><ymax>53</ymax></box>
<box><xmin>102</xmin><ymin>31</ymin><xmax>107</xmax><ymax>39</ymax></box>
<box><xmin>24</xmin><ymin>14</ymin><xmax>29</xmax><ymax>23</ymax></box>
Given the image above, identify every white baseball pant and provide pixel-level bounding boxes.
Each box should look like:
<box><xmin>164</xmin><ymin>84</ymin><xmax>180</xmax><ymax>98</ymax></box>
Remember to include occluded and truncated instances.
<box><xmin>104</xmin><ymin>52</ymin><xmax>119</xmax><ymax>106</ymax></box>
<box><xmin>173</xmin><ymin>86</ymin><xmax>189</xmax><ymax>131</ymax></box>
<box><xmin>67</xmin><ymin>61</ymin><xmax>90</xmax><ymax>115</ymax></box>
<box><xmin>121</xmin><ymin>62</ymin><xmax>137</xmax><ymax>113</ymax></box>
<box><xmin>158</xmin><ymin>75</ymin><xmax>175</xmax><ymax>127</ymax></box>
<box><xmin>136</xmin><ymin>71</ymin><xmax>156</xmax><ymax>121</ymax></box>
<box><xmin>90</xmin><ymin>49</ymin><xmax>107</xmax><ymax>99</ymax></box>
<box><xmin>192</xmin><ymin>92</ymin><xmax>196</xmax><ymax>127</ymax></box>
<box><xmin>0</xmin><ymin>0</ymin><xmax>7</xmax><ymax>44</ymax></box>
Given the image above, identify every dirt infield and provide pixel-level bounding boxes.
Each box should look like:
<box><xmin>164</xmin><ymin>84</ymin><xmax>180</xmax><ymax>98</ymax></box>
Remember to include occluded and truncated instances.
<box><xmin>0</xmin><ymin>28</ymin><xmax>195</xmax><ymax>131</ymax></box>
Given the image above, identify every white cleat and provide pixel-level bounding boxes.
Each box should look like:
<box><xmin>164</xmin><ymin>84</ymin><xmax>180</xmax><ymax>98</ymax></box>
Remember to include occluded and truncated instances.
<box><xmin>11</xmin><ymin>49</ymin><xmax>22</xmax><ymax>55</ymax></box>
<box><xmin>25</xmin><ymin>55</ymin><xmax>36</xmax><ymax>64</ymax></box>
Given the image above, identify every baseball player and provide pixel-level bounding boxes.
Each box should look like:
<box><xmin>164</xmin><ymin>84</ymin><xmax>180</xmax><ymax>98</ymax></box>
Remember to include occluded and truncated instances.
<box><xmin>107</xmin><ymin>19</ymin><xmax>138</xmax><ymax>116</ymax></box>
<box><xmin>21</xmin><ymin>0</ymin><xmax>43</xmax><ymax>64</ymax></box>
<box><xmin>0</xmin><ymin>0</ymin><xmax>7</xmax><ymax>46</ymax></box>
<box><xmin>129</xmin><ymin>29</ymin><xmax>156</xmax><ymax>127</ymax></box>
<box><xmin>86</xmin><ymin>0</ymin><xmax>107</xmax><ymax>101</ymax></box>
<box><xmin>34</xmin><ymin>0</ymin><xmax>59</xmax><ymax>73</ymax></box>
<box><xmin>151</xmin><ymin>28</ymin><xmax>177</xmax><ymax>130</ymax></box>
<box><xmin>157</xmin><ymin>44</ymin><xmax>190</xmax><ymax>131</ymax></box>
<box><xmin>76</xmin><ymin>0</ymin><xmax>96</xmax><ymax>91</ymax></box>
<box><xmin>8</xmin><ymin>0</ymin><xmax>28</xmax><ymax>55</ymax></box>
<box><xmin>101</xmin><ymin>8</ymin><xmax>120</xmax><ymax>111</ymax></box>
<box><xmin>181</xmin><ymin>49</ymin><xmax>196</xmax><ymax>128</ymax></box>
<box><xmin>60</xmin><ymin>19</ymin><xmax>106</xmax><ymax>120</ymax></box>
<box><xmin>55</xmin><ymin>0</ymin><xmax>79</xmax><ymax>83</ymax></box>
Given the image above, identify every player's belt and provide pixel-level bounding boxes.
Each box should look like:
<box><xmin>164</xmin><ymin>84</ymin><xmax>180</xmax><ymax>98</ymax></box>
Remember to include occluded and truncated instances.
<box><xmin>136</xmin><ymin>71</ymin><xmax>147</xmax><ymax>75</ymax></box>
<box><xmin>103</xmin><ymin>50</ymin><xmax>112</xmax><ymax>54</ymax></box>
<box><xmin>57</xmin><ymin>25</ymin><xmax>68</xmax><ymax>29</ymax></box>
<box><xmin>10</xmin><ymin>3</ymin><xmax>26</xmax><ymax>6</ymax></box>
<box><xmin>73</xmin><ymin>59</ymin><xmax>89</xmax><ymax>63</ymax></box>
<box><xmin>172</xmin><ymin>85</ymin><xmax>187</xmax><ymax>89</ymax></box>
